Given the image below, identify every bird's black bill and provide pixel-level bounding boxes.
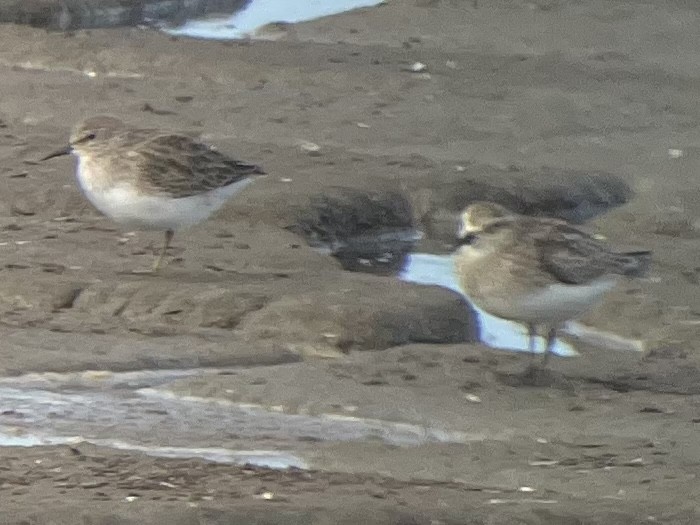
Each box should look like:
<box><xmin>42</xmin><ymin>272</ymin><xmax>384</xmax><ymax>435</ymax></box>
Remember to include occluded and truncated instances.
<box><xmin>40</xmin><ymin>145</ymin><xmax>72</xmax><ymax>162</ymax></box>
<box><xmin>458</xmin><ymin>233</ymin><xmax>478</xmax><ymax>246</ymax></box>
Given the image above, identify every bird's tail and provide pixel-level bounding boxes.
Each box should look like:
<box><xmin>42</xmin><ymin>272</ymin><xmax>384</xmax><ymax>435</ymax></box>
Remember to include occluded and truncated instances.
<box><xmin>234</xmin><ymin>160</ymin><xmax>266</xmax><ymax>177</ymax></box>
<box><xmin>615</xmin><ymin>250</ymin><xmax>652</xmax><ymax>278</ymax></box>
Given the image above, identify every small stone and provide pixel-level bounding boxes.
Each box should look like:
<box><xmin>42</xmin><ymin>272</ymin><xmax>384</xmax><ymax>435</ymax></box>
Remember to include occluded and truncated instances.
<box><xmin>299</xmin><ymin>141</ymin><xmax>321</xmax><ymax>156</ymax></box>
<box><xmin>464</xmin><ymin>393</ymin><xmax>482</xmax><ymax>403</ymax></box>
<box><xmin>51</xmin><ymin>286</ymin><xmax>82</xmax><ymax>310</ymax></box>
<box><xmin>639</xmin><ymin>406</ymin><xmax>664</xmax><ymax>414</ymax></box>
<box><xmin>80</xmin><ymin>481</ymin><xmax>109</xmax><ymax>488</ymax></box>
<box><xmin>528</xmin><ymin>460</ymin><xmax>559</xmax><ymax>466</ymax></box>
<box><xmin>10</xmin><ymin>201</ymin><xmax>34</xmax><ymax>216</ymax></box>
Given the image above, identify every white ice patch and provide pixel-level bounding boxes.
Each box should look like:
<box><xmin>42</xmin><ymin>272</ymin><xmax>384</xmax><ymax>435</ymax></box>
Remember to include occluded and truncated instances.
<box><xmin>165</xmin><ymin>0</ymin><xmax>383</xmax><ymax>40</ymax></box>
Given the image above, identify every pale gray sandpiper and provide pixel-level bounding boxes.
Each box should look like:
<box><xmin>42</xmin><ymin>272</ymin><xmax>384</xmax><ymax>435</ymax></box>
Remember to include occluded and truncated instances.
<box><xmin>41</xmin><ymin>115</ymin><xmax>265</xmax><ymax>271</ymax></box>
<box><xmin>453</xmin><ymin>201</ymin><xmax>651</xmax><ymax>375</ymax></box>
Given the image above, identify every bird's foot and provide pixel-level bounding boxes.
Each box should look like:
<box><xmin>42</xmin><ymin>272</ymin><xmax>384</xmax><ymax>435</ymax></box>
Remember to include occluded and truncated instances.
<box><xmin>521</xmin><ymin>364</ymin><xmax>558</xmax><ymax>387</ymax></box>
<box><xmin>151</xmin><ymin>256</ymin><xmax>167</xmax><ymax>273</ymax></box>
<box><xmin>518</xmin><ymin>364</ymin><xmax>575</xmax><ymax>391</ymax></box>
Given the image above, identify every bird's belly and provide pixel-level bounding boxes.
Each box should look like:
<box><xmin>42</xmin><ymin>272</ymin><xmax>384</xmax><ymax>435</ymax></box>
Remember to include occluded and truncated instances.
<box><xmin>76</xmin><ymin>167</ymin><xmax>253</xmax><ymax>231</ymax></box>
<box><xmin>490</xmin><ymin>277</ymin><xmax>619</xmax><ymax>324</ymax></box>
<box><xmin>81</xmin><ymin>187</ymin><xmax>210</xmax><ymax>230</ymax></box>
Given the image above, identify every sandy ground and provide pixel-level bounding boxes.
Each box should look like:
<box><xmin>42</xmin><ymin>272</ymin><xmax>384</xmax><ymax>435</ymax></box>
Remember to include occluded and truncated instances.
<box><xmin>0</xmin><ymin>0</ymin><xmax>699</xmax><ymax>523</ymax></box>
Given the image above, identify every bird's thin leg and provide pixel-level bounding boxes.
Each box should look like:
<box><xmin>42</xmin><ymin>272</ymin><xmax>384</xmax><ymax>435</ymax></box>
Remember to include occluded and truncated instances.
<box><xmin>153</xmin><ymin>229</ymin><xmax>174</xmax><ymax>271</ymax></box>
<box><xmin>527</xmin><ymin>323</ymin><xmax>538</xmax><ymax>359</ymax></box>
<box><xmin>541</xmin><ymin>326</ymin><xmax>558</xmax><ymax>368</ymax></box>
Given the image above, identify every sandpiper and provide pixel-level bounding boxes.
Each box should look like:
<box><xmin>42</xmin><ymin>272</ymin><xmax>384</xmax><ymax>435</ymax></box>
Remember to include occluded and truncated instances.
<box><xmin>453</xmin><ymin>201</ymin><xmax>651</xmax><ymax>373</ymax></box>
<box><xmin>41</xmin><ymin>115</ymin><xmax>265</xmax><ymax>271</ymax></box>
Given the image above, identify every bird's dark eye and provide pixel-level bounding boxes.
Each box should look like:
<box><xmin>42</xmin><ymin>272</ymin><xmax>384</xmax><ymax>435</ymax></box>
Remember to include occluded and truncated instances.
<box><xmin>76</xmin><ymin>133</ymin><xmax>97</xmax><ymax>143</ymax></box>
<box><xmin>459</xmin><ymin>233</ymin><xmax>478</xmax><ymax>246</ymax></box>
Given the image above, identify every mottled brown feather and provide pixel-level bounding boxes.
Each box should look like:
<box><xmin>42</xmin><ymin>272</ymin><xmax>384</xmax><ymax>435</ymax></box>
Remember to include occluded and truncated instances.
<box><xmin>128</xmin><ymin>133</ymin><xmax>264</xmax><ymax>198</ymax></box>
<box><xmin>480</xmin><ymin>217</ymin><xmax>650</xmax><ymax>285</ymax></box>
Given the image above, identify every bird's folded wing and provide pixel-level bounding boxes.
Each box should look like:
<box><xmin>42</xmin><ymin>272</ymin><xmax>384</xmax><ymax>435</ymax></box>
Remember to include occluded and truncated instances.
<box><xmin>132</xmin><ymin>134</ymin><xmax>263</xmax><ymax>198</ymax></box>
<box><xmin>532</xmin><ymin>224</ymin><xmax>613</xmax><ymax>285</ymax></box>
